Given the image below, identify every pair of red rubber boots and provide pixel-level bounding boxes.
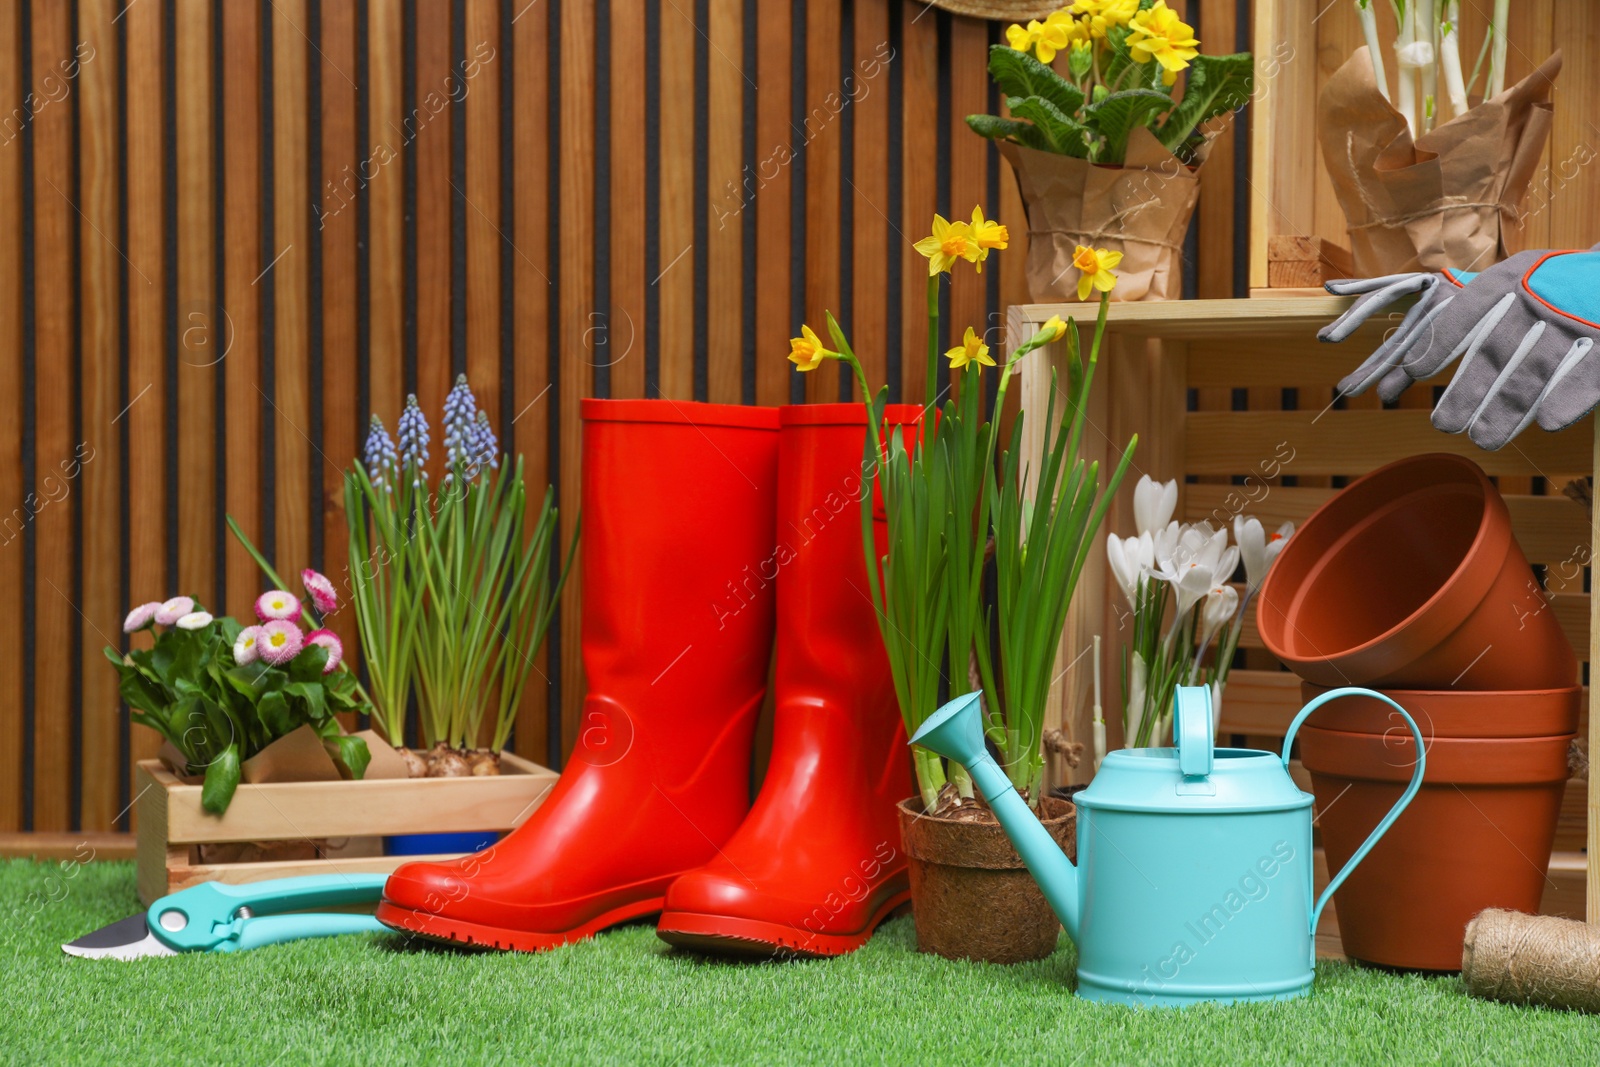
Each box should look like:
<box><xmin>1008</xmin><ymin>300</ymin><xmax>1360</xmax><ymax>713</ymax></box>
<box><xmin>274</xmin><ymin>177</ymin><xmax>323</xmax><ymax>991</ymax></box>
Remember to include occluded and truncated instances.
<box><xmin>377</xmin><ymin>398</ymin><xmax>920</xmax><ymax>957</ymax></box>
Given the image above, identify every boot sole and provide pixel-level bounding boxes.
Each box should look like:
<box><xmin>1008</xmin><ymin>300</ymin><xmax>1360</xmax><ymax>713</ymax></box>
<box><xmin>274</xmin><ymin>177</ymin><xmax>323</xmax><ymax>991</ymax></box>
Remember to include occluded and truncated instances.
<box><xmin>655</xmin><ymin>889</ymin><xmax>911</xmax><ymax>959</ymax></box>
<box><xmin>376</xmin><ymin>896</ymin><xmax>665</xmax><ymax>953</ymax></box>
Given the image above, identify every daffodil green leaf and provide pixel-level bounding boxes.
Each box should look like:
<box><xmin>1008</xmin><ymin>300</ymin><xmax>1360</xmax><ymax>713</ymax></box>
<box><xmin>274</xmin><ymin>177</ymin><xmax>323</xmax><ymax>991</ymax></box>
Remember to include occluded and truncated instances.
<box><xmin>985</xmin><ymin>44</ymin><xmax>1085</xmax><ymax>120</ymax></box>
<box><xmin>201</xmin><ymin>745</ymin><xmax>241</xmax><ymax>815</ymax></box>
<box><xmin>1156</xmin><ymin>52</ymin><xmax>1253</xmax><ymax>159</ymax></box>
<box><xmin>1084</xmin><ymin>88</ymin><xmax>1173</xmax><ymax>163</ymax></box>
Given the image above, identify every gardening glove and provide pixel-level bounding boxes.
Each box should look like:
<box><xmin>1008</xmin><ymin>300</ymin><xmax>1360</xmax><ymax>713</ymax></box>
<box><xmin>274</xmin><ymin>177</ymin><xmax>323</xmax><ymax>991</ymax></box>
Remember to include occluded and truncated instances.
<box><xmin>1324</xmin><ymin>269</ymin><xmax>1478</xmax><ymax>402</ymax></box>
<box><xmin>1400</xmin><ymin>249</ymin><xmax>1600</xmax><ymax>450</ymax></box>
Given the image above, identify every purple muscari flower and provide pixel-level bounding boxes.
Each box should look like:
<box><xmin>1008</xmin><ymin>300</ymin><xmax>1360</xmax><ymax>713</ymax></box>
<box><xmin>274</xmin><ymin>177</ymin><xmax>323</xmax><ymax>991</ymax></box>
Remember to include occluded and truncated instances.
<box><xmin>442</xmin><ymin>376</ymin><xmax>479</xmax><ymax>472</ymax></box>
<box><xmin>473</xmin><ymin>410</ymin><xmax>500</xmax><ymax>475</ymax></box>
<box><xmin>397</xmin><ymin>394</ymin><xmax>431</xmax><ymax>487</ymax></box>
<box><xmin>363</xmin><ymin>415</ymin><xmax>400</xmax><ymax>493</ymax></box>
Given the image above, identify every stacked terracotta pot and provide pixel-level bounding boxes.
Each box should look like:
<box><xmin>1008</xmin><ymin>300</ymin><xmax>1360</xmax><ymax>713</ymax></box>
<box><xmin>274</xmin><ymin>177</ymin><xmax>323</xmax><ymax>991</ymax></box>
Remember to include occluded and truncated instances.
<box><xmin>1256</xmin><ymin>454</ymin><xmax>1579</xmax><ymax>971</ymax></box>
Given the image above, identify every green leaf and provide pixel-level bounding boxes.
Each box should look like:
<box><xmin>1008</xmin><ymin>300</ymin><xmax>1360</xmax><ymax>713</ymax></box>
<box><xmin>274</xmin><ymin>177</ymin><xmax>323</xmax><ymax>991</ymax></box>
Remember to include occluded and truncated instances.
<box><xmin>1156</xmin><ymin>53</ymin><xmax>1253</xmax><ymax>159</ymax></box>
<box><xmin>1083</xmin><ymin>88</ymin><xmax>1173</xmax><ymax>163</ymax></box>
<box><xmin>1006</xmin><ymin>96</ymin><xmax>1092</xmax><ymax>155</ymax></box>
<box><xmin>201</xmin><ymin>745</ymin><xmax>241</xmax><ymax>815</ymax></box>
<box><xmin>288</xmin><ymin>644</ymin><xmax>330</xmax><ymax>683</ymax></box>
<box><xmin>257</xmin><ymin>690</ymin><xmax>296</xmax><ymax>738</ymax></box>
<box><xmin>966</xmin><ymin>113</ymin><xmax>1057</xmax><ymax>154</ymax></box>
<box><xmin>327</xmin><ymin>735</ymin><xmax>371</xmax><ymax>781</ymax></box>
<box><xmin>284</xmin><ymin>681</ymin><xmax>328</xmax><ymax>723</ymax></box>
<box><xmin>986</xmin><ymin>44</ymin><xmax>1085</xmax><ymax>119</ymax></box>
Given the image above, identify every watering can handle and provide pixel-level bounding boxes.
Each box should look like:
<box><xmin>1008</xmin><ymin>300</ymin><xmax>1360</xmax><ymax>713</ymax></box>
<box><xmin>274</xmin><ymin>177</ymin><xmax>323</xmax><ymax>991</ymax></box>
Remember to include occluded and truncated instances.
<box><xmin>1174</xmin><ymin>686</ymin><xmax>1213</xmax><ymax>778</ymax></box>
<box><xmin>1281</xmin><ymin>687</ymin><xmax>1426</xmax><ymax>940</ymax></box>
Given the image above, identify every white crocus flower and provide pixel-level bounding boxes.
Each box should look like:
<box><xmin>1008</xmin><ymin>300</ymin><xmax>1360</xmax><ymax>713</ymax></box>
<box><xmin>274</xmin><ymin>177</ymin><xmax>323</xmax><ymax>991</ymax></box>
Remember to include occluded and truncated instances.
<box><xmin>1132</xmin><ymin>476</ymin><xmax>1178</xmax><ymax>537</ymax></box>
<box><xmin>1197</xmin><ymin>584</ymin><xmax>1239</xmax><ymax>652</ymax></box>
<box><xmin>1106</xmin><ymin>531</ymin><xmax>1153</xmax><ymax>605</ymax></box>
<box><xmin>1154</xmin><ymin>523</ymin><xmax>1238</xmax><ymax>618</ymax></box>
<box><xmin>1234</xmin><ymin>516</ymin><xmax>1294</xmax><ymax>593</ymax></box>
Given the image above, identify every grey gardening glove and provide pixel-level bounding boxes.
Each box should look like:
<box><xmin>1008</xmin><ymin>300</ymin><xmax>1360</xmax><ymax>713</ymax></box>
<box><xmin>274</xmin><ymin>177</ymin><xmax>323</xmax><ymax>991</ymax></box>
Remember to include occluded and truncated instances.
<box><xmin>1406</xmin><ymin>249</ymin><xmax>1600</xmax><ymax>450</ymax></box>
<box><xmin>1324</xmin><ymin>269</ymin><xmax>1478</xmax><ymax>402</ymax></box>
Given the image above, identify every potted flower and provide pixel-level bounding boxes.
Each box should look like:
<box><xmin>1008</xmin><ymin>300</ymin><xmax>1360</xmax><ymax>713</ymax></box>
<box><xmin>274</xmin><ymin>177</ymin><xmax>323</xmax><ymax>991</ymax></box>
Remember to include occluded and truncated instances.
<box><xmin>342</xmin><ymin>376</ymin><xmax>575</xmax><ymax>853</ymax></box>
<box><xmin>967</xmin><ymin>1</ymin><xmax>1252</xmax><ymax>301</ymax></box>
<box><xmin>1319</xmin><ymin>2</ymin><xmax>1559</xmax><ymax>275</ymax></box>
<box><xmin>791</xmin><ymin>210</ymin><xmax>1135</xmax><ymax>962</ymax></box>
<box><xmin>1101</xmin><ymin>486</ymin><xmax>1292</xmax><ymax>752</ymax></box>
<box><xmin>106</xmin><ymin>588</ymin><xmax>369</xmax><ymax>816</ymax></box>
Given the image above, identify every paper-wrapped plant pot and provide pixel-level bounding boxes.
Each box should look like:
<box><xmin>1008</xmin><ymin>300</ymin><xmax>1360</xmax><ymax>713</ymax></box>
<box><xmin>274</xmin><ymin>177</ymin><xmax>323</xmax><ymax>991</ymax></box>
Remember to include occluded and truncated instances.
<box><xmin>1318</xmin><ymin>47</ymin><xmax>1559</xmax><ymax>277</ymax></box>
<box><xmin>1000</xmin><ymin>124</ymin><xmax>1219</xmax><ymax>303</ymax></box>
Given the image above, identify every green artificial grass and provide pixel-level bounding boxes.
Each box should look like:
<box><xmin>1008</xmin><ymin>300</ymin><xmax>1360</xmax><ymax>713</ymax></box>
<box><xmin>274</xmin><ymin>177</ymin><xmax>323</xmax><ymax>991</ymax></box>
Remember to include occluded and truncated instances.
<box><xmin>5</xmin><ymin>858</ymin><xmax>1597</xmax><ymax>1065</ymax></box>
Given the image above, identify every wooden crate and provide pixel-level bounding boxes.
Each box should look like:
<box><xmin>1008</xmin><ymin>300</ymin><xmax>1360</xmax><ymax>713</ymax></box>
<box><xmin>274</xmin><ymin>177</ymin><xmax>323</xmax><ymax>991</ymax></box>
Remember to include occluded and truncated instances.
<box><xmin>1010</xmin><ymin>294</ymin><xmax>1594</xmax><ymax>916</ymax></box>
<box><xmin>135</xmin><ymin>752</ymin><xmax>557</xmax><ymax>904</ymax></box>
<box><xmin>1247</xmin><ymin>0</ymin><xmax>1600</xmax><ymax>293</ymax></box>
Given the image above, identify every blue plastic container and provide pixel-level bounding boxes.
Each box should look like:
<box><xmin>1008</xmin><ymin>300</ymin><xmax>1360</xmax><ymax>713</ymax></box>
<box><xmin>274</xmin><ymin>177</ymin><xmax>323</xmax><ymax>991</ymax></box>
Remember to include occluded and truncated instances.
<box><xmin>383</xmin><ymin>831</ymin><xmax>500</xmax><ymax>857</ymax></box>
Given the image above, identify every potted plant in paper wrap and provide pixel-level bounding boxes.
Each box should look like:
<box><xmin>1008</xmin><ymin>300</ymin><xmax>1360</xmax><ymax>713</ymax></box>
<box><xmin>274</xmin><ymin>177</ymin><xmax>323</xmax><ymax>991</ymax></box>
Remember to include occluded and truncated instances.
<box><xmin>1098</xmin><ymin>481</ymin><xmax>1291</xmax><ymax>757</ymax></box>
<box><xmin>107</xmin><ymin>584</ymin><xmax>371</xmax><ymax>826</ymax></box>
<box><xmin>345</xmin><ymin>377</ymin><xmax>575</xmax><ymax>855</ymax></box>
<box><xmin>1320</xmin><ymin>1</ymin><xmax>1559</xmax><ymax>276</ymax></box>
<box><xmin>967</xmin><ymin>1</ymin><xmax>1251</xmax><ymax>301</ymax></box>
<box><xmin>791</xmin><ymin>211</ymin><xmax>1135</xmax><ymax>962</ymax></box>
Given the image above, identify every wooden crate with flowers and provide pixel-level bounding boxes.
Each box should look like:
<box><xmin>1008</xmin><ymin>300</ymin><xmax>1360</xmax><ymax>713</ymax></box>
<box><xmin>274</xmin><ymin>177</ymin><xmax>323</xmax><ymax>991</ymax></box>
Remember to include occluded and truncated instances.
<box><xmin>116</xmin><ymin>379</ymin><xmax>570</xmax><ymax>904</ymax></box>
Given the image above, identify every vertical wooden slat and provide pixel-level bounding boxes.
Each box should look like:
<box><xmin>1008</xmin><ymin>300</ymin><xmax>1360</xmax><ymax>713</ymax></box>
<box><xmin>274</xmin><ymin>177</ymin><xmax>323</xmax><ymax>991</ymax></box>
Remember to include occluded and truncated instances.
<box><xmin>79</xmin><ymin>0</ymin><xmax>124</xmax><ymax>831</ymax></box>
<box><xmin>0</xmin><ymin>2</ymin><xmax>24</xmax><ymax>830</ymax></box>
<box><xmin>846</xmin><ymin>0</ymin><xmax>888</xmax><ymax>399</ymax></box>
<box><xmin>656</xmin><ymin>0</ymin><xmax>694</xmax><ymax>399</ymax></box>
<box><xmin>511</xmin><ymin>0</ymin><xmax>552</xmax><ymax>762</ymax></box>
<box><xmin>271</xmin><ymin>0</ymin><xmax>312</xmax><ymax>583</ymax></box>
<box><xmin>367</xmin><ymin>0</ymin><xmax>404</xmax><ymax>425</ymax></box>
<box><xmin>899</xmin><ymin>2</ymin><xmax>937</xmax><ymax>405</ymax></box>
<box><xmin>947</xmin><ymin>15</ymin><xmax>987</xmax><ymax>360</ymax></box>
<box><xmin>799</xmin><ymin>0</ymin><xmax>841</xmax><ymax>403</ymax></box>
<box><xmin>751</xmin><ymin>0</ymin><xmax>791</xmax><ymax>408</ymax></box>
<box><xmin>30</xmin><ymin>0</ymin><xmax>78</xmax><ymax>832</ymax></box>
<box><xmin>1194</xmin><ymin>0</ymin><xmax>1235</xmax><ymax>299</ymax></box>
<box><xmin>705</xmin><ymin>0</ymin><xmax>744</xmax><ymax>404</ymax></box>
<box><xmin>414</xmin><ymin>0</ymin><xmax>452</xmax><ymax>417</ymax></box>
<box><xmin>559</xmin><ymin>0</ymin><xmax>596</xmax><ymax>754</ymax></box>
<box><xmin>464</xmin><ymin>0</ymin><xmax>501</xmax><ymax>410</ymax></box>
<box><xmin>320</xmin><ymin>0</ymin><xmax>360</xmax><ymax>684</ymax></box>
<box><xmin>223</xmin><ymin>0</ymin><xmax>262</xmax><ymax>625</ymax></box>
<box><xmin>608</xmin><ymin>0</ymin><xmax>645</xmax><ymax>401</ymax></box>
<box><xmin>176</xmin><ymin>0</ymin><xmax>217</xmax><ymax>614</ymax></box>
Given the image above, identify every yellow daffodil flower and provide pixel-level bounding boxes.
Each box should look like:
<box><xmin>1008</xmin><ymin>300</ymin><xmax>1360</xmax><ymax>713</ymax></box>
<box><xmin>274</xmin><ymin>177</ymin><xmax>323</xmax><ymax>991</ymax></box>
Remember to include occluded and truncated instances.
<box><xmin>946</xmin><ymin>326</ymin><xmax>996</xmax><ymax>370</ymax></box>
<box><xmin>788</xmin><ymin>325</ymin><xmax>835</xmax><ymax>372</ymax></box>
<box><xmin>913</xmin><ymin>214</ymin><xmax>979</xmax><ymax>276</ymax></box>
<box><xmin>1070</xmin><ymin>0</ymin><xmax>1138</xmax><ymax>39</ymax></box>
<box><xmin>968</xmin><ymin>205</ymin><xmax>1009</xmax><ymax>272</ymax></box>
<box><xmin>1127</xmin><ymin>1</ymin><xmax>1199</xmax><ymax>74</ymax></box>
<box><xmin>1038</xmin><ymin>314</ymin><xmax>1068</xmax><ymax>344</ymax></box>
<box><xmin>1005</xmin><ymin>19</ymin><xmax>1040</xmax><ymax>54</ymax></box>
<box><xmin>1072</xmin><ymin>245</ymin><xmax>1123</xmax><ymax>301</ymax></box>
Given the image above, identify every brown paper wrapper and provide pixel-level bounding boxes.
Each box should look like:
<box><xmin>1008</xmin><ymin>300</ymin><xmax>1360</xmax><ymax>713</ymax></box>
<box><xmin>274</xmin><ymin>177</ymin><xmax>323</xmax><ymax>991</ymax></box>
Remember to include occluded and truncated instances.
<box><xmin>241</xmin><ymin>724</ymin><xmax>345</xmax><ymax>784</ymax></box>
<box><xmin>1318</xmin><ymin>47</ymin><xmax>1559</xmax><ymax>277</ymax></box>
<box><xmin>1000</xmin><ymin>124</ymin><xmax>1217</xmax><ymax>303</ymax></box>
<box><xmin>348</xmin><ymin>728</ymin><xmax>411</xmax><ymax>780</ymax></box>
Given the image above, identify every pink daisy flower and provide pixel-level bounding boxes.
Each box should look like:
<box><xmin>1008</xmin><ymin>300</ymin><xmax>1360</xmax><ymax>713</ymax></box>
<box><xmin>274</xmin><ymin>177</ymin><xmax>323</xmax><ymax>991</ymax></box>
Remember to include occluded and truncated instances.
<box><xmin>175</xmin><ymin>611</ymin><xmax>214</xmax><ymax>630</ymax></box>
<box><xmin>254</xmin><ymin>589</ymin><xmax>301</xmax><ymax>622</ymax></box>
<box><xmin>123</xmin><ymin>601</ymin><xmax>164</xmax><ymax>633</ymax></box>
<box><xmin>233</xmin><ymin>626</ymin><xmax>263</xmax><ymax>665</ymax></box>
<box><xmin>257</xmin><ymin>620</ymin><xmax>304</xmax><ymax>666</ymax></box>
<box><xmin>154</xmin><ymin>597</ymin><xmax>195</xmax><ymax>626</ymax></box>
<box><xmin>301</xmin><ymin>568</ymin><xmax>339</xmax><ymax>614</ymax></box>
<box><xmin>305</xmin><ymin>629</ymin><xmax>344</xmax><ymax>673</ymax></box>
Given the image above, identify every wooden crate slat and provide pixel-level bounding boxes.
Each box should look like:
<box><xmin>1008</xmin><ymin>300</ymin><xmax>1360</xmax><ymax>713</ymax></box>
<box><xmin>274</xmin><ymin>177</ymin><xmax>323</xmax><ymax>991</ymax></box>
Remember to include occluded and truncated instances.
<box><xmin>1186</xmin><ymin>337</ymin><xmax>1376</xmax><ymax>387</ymax></box>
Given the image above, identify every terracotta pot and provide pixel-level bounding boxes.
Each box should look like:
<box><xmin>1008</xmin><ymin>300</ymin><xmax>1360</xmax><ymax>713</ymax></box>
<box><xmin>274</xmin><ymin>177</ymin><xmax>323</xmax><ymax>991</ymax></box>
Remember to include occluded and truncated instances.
<box><xmin>1257</xmin><ymin>453</ymin><xmax>1575</xmax><ymax>690</ymax></box>
<box><xmin>1299</xmin><ymin>683</ymin><xmax>1581</xmax><ymax>739</ymax></box>
<box><xmin>1299</xmin><ymin>723</ymin><xmax>1573</xmax><ymax>970</ymax></box>
<box><xmin>897</xmin><ymin>796</ymin><xmax>1075</xmax><ymax>964</ymax></box>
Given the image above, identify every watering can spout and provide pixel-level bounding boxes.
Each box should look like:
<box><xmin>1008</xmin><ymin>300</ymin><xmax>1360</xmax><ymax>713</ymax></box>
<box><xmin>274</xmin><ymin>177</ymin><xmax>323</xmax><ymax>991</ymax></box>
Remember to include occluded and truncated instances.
<box><xmin>908</xmin><ymin>692</ymin><xmax>1080</xmax><ymax>942</ymax></box>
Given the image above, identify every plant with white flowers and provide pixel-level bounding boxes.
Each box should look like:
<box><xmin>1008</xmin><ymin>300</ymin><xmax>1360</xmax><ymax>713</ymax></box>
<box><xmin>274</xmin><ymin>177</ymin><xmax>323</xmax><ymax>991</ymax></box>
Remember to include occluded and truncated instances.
<box><xmin>1102</xmin><ymin>475</ymin><xmax>1292</xmax><ymax>753</ymax></box>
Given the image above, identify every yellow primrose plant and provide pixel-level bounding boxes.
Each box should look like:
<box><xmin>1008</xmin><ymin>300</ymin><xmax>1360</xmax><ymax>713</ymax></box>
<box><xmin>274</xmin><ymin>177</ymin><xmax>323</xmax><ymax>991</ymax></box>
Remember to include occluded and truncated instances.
<box><xmin>789</xmin><ymin>216</ymin><xmax>1136</xmax><ymax>813</ymax></box>
<box><xmin>968</xmin><ymin>0</ymin><xmax>1252</xmax><ymax>164</ymax></box>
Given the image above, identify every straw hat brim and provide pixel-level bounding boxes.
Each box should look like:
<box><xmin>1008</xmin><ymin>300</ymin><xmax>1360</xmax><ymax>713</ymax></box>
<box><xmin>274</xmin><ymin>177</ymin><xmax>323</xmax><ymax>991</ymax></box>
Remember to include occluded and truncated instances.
<box><xmin>923</xmin><ymin>1</ymin><xmax>1061</xmax><ymax>22</ymax></box>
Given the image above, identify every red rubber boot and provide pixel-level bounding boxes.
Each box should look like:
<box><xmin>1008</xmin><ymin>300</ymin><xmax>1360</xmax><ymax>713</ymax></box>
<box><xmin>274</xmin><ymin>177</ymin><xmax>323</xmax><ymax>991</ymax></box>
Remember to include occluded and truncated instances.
<box><xmin>378</xmin><ymin>399</ymin><xmax>780</xmax><ymax>951</ymax></box>
<box><xmin>655</xmin><ymin>402</ymin><xmax>922</xmax><ymax>958</ymax></box>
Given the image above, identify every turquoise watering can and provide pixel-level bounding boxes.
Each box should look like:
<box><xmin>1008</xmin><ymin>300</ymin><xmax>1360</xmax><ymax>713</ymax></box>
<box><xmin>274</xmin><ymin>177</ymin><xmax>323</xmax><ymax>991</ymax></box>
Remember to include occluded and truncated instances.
<box><xmin>909</xmin><ymin>685</ymin><xmax>1425</xmax><ymax>1007</ymax></box>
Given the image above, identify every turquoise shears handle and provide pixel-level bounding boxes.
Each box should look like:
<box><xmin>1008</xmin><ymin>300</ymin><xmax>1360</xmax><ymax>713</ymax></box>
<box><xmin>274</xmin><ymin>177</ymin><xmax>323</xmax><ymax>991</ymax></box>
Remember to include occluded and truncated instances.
<box><xmin>148</xmin><ymin>874</ymin><xmax>388</xmax><ymax>952</ymax></box>
<box><xmin>1281</xmin><ymin>687</ymin><xmax>1426</xmax><ymax>946</ymax></box>
<box><xmin>218</xmin><ymin>912</ymin><xmax>388</xmax><ymax>953</ymax></box>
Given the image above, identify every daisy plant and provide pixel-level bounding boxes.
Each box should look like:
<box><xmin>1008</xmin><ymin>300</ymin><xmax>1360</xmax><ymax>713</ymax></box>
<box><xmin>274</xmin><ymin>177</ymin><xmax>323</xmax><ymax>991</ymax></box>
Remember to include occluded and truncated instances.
<box><xmin>791</xmin><ymin>209</ymin><xmax>1137</xmax><ymax>813</ymax></box>
<box><xmin>345</xmin><ymin>377</ymin><xmax>576</xmax><ymax>754</ymax></box>
<box><xmin>106</xmin><ymin>584</ymin><xmax>369</xmax><ymax>815</ymax></box>
<box><xmin>968</xmin><ymin>1</ymin><xmax>1252</xmax><ymax>165</ymax></box>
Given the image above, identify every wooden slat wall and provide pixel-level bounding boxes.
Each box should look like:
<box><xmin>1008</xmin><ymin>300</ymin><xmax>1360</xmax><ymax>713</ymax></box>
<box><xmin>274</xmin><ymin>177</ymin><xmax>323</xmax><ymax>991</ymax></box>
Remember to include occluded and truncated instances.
<box><xmin>0</xmin><ymin>0</ymin><xmax>1248</xmax><ymax>834</ymax></box>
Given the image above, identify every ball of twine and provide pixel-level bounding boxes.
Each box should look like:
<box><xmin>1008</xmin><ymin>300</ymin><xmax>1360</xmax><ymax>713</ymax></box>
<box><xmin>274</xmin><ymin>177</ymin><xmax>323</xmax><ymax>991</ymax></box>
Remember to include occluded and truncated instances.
<box><xmin>1462</xmin><ymin>909</ymin><xmax>1600</xmax><ymax>1013</ymax></box>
